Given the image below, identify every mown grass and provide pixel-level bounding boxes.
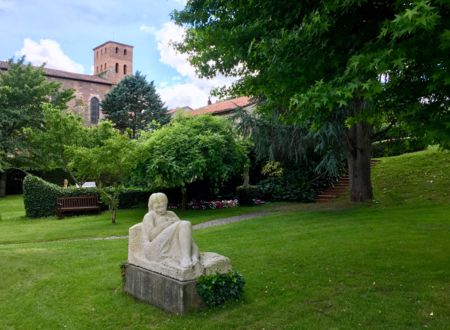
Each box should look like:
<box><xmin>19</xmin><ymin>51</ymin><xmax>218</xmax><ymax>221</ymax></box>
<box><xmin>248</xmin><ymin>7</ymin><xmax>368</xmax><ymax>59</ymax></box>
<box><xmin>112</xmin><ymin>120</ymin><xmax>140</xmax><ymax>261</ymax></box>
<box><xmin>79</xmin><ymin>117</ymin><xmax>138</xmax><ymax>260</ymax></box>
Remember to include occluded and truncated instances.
<box><xmin>0</xmin><ymin>148</ymin><xmax>449</xmax><ymax>329</ymax></box>
<box><xmin>0</xmin><ymin>197</ymin><xmax>275</xmax><ymax>245</ymax></box>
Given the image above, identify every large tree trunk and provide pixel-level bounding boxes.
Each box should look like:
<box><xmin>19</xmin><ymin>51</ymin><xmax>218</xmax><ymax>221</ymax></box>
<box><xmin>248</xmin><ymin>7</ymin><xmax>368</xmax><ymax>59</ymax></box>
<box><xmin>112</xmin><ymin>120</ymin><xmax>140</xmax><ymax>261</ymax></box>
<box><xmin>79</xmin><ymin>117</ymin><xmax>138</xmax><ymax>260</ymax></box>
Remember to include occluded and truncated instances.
<box><xmin>346</xmin><ymin>122</ymin><xmax>373</xmax><ymax>202</ymax></box>
<box><xmin>0</xmin><ymin>172</ymin><xmax>6</xmax><ymax>197</ymax></box>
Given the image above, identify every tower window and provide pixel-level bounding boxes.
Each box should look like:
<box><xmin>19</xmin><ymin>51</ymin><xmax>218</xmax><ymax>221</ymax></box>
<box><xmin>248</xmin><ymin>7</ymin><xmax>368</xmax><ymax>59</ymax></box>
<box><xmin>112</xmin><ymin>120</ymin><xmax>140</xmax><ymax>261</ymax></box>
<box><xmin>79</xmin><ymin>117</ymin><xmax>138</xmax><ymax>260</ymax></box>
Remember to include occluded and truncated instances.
<box><xmin>100</xmin><ymin>64</ymin><xmax>103</xmax><ymax>71</ymax></box>
<box><xmin>96</xmin><ymin>51</ymin><xmax>98</xmax><ymax>58</ymax></box>
<box><xmin>115</xmin><ymin>63</ymin><xmax>119</xmax><ymax>73</ymax></box>
<box><xmin>105</xmin><ymin>63</ymin><xmax>107</xmax><ymax>70</ymax></box>
<box><xmin>124</xmin><ymin>49</ymin><xmax>127</xmax><ymax>55</ymax></box>
<box><xmin>115</xmin><ymin>47</ymin><xmax>119</xmax><ymax>54</ymax></box>
<box><xmin>101</xmin><ymin>49</ymin><xmax>103</xmax><ymax>55</ymax></box>
<box><xmin>90</xmin><ymin>97</ymin><xmax>100</xmax><ymax>125</ymax></box>
<box><xmin>123</xmin><ymin>64</ymin><xmax>127</xmax><ymax>75</ymax></box>
<box><xmin>96</xmin><ymin>66</ymin><xmax>98</xmax><ymax>73</ymax></box>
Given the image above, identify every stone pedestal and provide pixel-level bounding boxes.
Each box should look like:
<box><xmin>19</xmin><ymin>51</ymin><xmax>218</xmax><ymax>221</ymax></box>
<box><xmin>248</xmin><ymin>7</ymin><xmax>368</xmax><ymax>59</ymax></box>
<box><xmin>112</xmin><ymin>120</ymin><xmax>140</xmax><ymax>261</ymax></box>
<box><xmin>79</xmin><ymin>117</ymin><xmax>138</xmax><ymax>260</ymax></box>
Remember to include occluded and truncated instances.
<box><xmin>123</xmin><ymin>263</ymin><xmax>204</xmax><ymax>314</ymax></box>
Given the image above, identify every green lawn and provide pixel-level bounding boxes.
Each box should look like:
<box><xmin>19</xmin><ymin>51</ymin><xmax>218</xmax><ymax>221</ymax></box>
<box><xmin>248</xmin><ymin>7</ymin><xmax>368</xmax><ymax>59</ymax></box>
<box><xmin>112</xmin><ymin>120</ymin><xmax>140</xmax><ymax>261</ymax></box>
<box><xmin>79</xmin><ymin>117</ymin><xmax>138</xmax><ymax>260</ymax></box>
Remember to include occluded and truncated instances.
<box><xmin>0</xmin><ymin>149</ymin><xmax>449</xmax><ymax>329</ymax></box>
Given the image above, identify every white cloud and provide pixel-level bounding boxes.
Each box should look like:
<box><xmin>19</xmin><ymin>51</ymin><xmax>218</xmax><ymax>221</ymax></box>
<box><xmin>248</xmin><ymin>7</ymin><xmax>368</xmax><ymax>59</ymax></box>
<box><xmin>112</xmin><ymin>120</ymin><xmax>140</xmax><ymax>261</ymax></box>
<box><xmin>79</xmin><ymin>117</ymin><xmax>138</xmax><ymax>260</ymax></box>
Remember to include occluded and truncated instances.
<box><xmin>141</xmin><ymin>22</ymin><xmax>238</xmax><ymax>109</ymax></box>
<box><xmin>15</xmin><ymin>38</ymin><xmax>85</xmax><ymax>73</ymax></box>
<box><xmin>0</xmin><ymin>0</ymin><xmax>15</xmax><ymax>12</ymax></box>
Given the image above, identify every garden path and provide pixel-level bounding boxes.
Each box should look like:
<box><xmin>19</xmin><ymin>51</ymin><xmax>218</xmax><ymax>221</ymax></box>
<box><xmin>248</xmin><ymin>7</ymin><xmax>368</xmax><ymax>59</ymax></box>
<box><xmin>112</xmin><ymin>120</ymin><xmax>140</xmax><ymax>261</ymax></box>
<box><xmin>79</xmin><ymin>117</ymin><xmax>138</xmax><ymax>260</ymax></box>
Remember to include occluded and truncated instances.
<box><xmin>84</xmin><ymin>210</ymin><xmax>274</xmax><ymax>241</ymax></box>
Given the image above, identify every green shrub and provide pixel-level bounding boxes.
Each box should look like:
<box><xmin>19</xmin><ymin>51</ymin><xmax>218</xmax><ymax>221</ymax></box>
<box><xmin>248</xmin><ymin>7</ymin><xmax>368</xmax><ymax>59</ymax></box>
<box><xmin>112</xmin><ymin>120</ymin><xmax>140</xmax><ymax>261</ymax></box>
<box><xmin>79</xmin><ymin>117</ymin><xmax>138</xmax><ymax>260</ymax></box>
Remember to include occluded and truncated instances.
<box><xmin>258</xmin><ymin>168</ymin><xmax>338</xmax><ymax>202</ymax></box>
<box><xmin>116</xmin><ymin>188</ymin><xmax>153</xmax><ymax>208</ymax></box>
<box><xmin>23</xmin><ymin>175</ymin><xmax>62</xmax><ymax>218</ymax></box>
<box><xmin>196</xmin><ymin>271</ymin><xmax>245</xmax><ymax>308</ymax></box>
<box><xmin>23</xmin><ymin>174</ymin><xmax>154</xmax><ymax>218</ymax></box>
<box><xmin>236</xmin><ymin>185</ymin><xmax>260</xmax><ymax>205</ymax></box>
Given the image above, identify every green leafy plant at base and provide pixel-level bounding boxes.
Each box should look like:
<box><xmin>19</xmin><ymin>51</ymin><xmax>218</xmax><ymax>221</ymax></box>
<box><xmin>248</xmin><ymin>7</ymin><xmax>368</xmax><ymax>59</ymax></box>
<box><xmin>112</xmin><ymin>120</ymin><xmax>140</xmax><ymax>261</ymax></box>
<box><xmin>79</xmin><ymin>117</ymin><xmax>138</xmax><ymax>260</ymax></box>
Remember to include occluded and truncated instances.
<box><xmin>196</xmin><ymin>271</ymin><xmax>245</xmax><ymax>308</ymax></box>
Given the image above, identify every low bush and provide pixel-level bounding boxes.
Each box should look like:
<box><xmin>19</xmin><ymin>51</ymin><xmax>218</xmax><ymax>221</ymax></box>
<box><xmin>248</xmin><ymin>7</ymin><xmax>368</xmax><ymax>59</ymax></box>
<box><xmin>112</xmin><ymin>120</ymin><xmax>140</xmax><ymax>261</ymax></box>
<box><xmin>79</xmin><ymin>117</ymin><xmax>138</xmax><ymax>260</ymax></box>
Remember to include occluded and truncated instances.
<box><xmin>258</xmin><ymin>168</ymin><xmax>339</xmax><ymax>202</ymax></box>
<box><xmin>23</xmin><ymin>175</ymin><xmax>155</xmax><ymax>218</ymax></box>
<box><xmin>196</xmin><ymin>271</ymin><xmax>245</xmax><ymax>308</ymax></box>
<box><xmin>23</xmin><ymin>175</ymin><xmax>100</xmax><ymax>218</ymax></box>
<box><xmin>23</xmin><ymin>175</ymin><xmax>61</xmax><ymax>218</ymax></box>
<box><xmin>236</xmin><ymin>185</ymin><xmax>260</xmax><ymax>206</ymax></box>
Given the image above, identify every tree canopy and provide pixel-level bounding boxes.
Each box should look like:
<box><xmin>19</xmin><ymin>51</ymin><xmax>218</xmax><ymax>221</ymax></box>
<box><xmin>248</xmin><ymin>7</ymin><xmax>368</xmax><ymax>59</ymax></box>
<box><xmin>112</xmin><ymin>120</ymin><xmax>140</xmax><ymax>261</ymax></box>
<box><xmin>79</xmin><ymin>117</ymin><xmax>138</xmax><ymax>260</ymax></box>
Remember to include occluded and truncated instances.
<box><xmin>66</xmin><ymin>121</ymin><xmax>136</xmax><ymax>223</ymax></box>
<box><xmin>173</xmin><ymin>0</ymin><xmax>450</xmax><ymax>201</ymax></box>
<box><xmin>25</xmin><ymin>105</ymin><xmax>90</xmax><ymax>185</ymax></box>
<box><xmin>0</xmin><ymin>57</ymin><xmax>73</xmax><ymax>196</ymax></box>
<box><xmin>134</xmin><ymin>114</ymin><xmax>247</xmax><ymax>208</ymax></box>
<box><xmin>101</xmin><ymin>72</ymin><xmax>169</xmax><ymax>138</ymax></box>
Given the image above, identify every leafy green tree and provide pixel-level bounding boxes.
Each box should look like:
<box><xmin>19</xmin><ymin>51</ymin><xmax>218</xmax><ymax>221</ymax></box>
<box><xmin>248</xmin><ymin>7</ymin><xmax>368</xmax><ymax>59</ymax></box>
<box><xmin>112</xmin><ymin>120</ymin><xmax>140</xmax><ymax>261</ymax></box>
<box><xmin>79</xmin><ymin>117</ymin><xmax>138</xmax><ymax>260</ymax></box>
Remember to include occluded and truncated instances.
<box><xmin>66</xmin><ymin>122</ymin><xmax>136</xmax><ymax>224</ymax></box>
<box><xmin>173</xmin><ymin>0</ymin><xmax>450</xmax><ymax>202</ymax></box>
<box><xmin>0</xmin><ymin>57</ymin><xmax>73</xmax><ymax>196</ymax></box>
<box><xmin>25</xmin><ymin>105</ymin><xmax>90</xmax><ymax>185</ymax></box>
<box><xmin>101</xmin><ymin>72</ymin><xmax>169</xmax><ymax>139</ymax></box>
<box><xmin>135</xmin><ymin>114</ymin><xmax>246</xmax><ymax>209</ymax></box>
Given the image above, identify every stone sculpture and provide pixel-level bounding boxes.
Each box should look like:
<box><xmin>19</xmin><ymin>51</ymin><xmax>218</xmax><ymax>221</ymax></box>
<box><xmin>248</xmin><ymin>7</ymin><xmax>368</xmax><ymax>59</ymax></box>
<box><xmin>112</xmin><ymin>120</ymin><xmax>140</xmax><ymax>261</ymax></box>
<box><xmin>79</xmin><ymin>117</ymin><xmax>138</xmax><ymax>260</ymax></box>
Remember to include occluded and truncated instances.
<box><xmin>128</xmin><ymin>192</ymin><xmax>231</xmax><ymax>281</ymax></box>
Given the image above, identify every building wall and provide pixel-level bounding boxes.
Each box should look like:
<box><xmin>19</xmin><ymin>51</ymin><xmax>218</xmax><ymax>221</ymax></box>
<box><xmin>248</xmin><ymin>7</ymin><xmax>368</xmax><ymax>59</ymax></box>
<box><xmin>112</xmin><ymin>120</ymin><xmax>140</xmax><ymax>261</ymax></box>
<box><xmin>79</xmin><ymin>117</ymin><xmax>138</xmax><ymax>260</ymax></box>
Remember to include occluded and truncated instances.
<box><xmin>94</xmin><ymin>42</ymin><xmax>133</xmax><ymax>84</ymax></box>
<box><xmin>47</xmin><ymin>76</ymin><xmax>112</xmax><ymax>126</ymax></box>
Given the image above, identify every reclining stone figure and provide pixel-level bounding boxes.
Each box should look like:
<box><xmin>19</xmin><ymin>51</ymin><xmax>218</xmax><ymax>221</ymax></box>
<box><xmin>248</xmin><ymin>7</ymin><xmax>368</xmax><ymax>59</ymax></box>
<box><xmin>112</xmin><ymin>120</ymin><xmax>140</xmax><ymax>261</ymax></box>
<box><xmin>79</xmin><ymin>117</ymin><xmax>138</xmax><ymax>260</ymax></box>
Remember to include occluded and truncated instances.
<box><xmin>128</xmin><ymin>193</ymin><xmax>231</xmax><ymax>281</ymax></box>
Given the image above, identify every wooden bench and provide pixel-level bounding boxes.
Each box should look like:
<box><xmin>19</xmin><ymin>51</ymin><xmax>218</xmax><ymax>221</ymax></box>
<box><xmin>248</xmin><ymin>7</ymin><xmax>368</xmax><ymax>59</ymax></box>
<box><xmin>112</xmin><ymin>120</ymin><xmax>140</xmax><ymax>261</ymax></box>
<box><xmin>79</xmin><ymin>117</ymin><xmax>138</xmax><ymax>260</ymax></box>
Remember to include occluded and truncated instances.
<box><xmin>56</xmin><ymin>196</ymin><xmax>101</xmax><ymax>218</ymax></box>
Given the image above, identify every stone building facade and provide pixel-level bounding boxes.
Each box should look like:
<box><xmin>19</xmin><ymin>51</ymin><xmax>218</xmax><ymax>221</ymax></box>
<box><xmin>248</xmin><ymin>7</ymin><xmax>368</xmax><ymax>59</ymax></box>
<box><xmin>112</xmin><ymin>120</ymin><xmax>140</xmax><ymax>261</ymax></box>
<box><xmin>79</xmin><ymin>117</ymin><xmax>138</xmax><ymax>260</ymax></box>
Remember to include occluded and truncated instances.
<box><xmin>0</xmin><ymin>40</ymin><xmax>133</xmax><ymax>126</ymax></box>
<box><xmin>94</xmin><ymin>41</ymin><xmax>133</xmax><ymax>85</ymax></box>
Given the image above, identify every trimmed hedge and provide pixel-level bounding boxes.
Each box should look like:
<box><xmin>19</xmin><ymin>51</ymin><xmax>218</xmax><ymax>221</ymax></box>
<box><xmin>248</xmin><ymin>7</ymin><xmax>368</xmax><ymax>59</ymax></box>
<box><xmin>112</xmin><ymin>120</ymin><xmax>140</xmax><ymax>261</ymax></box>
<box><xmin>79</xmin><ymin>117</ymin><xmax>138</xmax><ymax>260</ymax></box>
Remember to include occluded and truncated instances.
<box><xmin>23</xmin><ymin>175</ymin><xmax>154</xmax><ymax>218</ymax></box>
<box><xmin>23</xmin><ymin>175</ymin><xmax>62</xmax><ymax>218</ymax></box>
<box><xmin>23</xmin><ymin>175</ymin><xmax>99</xmax><ymax>218</ymax></box>
<box><xmin>236</xmin><ymin>185</ymin><xmax>260</xmax><ymax>206</ymax></box>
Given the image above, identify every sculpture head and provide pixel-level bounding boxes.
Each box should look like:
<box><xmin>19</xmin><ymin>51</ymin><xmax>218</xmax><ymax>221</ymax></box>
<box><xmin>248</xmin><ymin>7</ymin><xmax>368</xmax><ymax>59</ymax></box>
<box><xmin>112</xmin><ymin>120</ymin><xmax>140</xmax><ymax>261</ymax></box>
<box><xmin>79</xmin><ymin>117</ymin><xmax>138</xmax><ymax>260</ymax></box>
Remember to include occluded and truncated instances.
<box><xmin>148</xmin><ymin>192</ymin><xmax>168</xmax><ymax>216</ymax></box>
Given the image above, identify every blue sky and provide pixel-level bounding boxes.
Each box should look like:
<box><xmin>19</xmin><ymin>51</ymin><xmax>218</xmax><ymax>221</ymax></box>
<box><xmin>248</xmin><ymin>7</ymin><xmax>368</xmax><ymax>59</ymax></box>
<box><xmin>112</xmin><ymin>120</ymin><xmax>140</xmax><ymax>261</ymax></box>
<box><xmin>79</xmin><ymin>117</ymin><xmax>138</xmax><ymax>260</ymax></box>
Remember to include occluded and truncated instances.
<box><xmin>0</xmin><ymin>0</ymin><xmax>234</xmax><ymax>108</ymax></box>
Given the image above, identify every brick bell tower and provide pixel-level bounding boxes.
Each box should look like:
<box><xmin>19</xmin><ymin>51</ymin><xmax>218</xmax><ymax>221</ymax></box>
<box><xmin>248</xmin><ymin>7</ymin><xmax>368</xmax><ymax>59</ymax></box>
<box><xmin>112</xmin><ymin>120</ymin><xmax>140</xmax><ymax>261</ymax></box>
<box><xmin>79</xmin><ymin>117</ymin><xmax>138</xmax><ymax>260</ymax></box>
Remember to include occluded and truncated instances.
<box><xmin>93</xmin><ymin>41</ymin><xmax>133</xmax><ymax>84</ymax></box>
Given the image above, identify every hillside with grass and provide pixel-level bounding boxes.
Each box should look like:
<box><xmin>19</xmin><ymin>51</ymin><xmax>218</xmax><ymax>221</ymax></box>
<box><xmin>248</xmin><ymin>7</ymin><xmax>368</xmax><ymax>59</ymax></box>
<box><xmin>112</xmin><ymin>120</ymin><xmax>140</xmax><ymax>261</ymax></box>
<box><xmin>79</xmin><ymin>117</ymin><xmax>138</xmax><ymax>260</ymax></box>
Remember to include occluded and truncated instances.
<box><xmin>0</xmin><ymin>149</ymin><xmax>449</xmax><ymax>329</ymax></box>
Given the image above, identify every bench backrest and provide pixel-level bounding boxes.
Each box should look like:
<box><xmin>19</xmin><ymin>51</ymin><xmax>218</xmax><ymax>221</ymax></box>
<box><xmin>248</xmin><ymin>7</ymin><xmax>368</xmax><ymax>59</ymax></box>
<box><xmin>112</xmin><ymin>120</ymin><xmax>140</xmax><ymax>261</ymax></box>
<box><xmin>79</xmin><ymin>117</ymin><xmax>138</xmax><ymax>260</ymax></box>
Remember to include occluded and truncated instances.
<box><xmin>57</xmin><ymin>196</ymin><xmax>99</xmax><ymax>208</ymax></box>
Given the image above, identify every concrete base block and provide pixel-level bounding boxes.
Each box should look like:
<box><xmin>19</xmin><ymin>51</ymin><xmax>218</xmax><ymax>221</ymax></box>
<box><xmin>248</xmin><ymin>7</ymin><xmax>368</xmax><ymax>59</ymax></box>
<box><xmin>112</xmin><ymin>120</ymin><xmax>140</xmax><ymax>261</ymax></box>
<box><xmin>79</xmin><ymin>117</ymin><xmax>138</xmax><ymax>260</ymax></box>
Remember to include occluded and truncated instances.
<box><xmin>123</xmin><ymin>263</ymin><xmax>204</xmax><ymax>314</ymax></box>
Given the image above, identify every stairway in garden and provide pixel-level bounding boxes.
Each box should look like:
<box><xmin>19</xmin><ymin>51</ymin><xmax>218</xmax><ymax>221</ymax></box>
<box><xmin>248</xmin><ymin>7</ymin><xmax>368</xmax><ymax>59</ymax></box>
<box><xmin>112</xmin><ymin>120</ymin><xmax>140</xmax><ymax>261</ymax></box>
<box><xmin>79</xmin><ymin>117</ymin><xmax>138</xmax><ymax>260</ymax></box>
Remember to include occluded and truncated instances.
<box><xmin>315</xmin><ymin>160</ymin><xmax>379</xmax><ymax>203</ymax></box>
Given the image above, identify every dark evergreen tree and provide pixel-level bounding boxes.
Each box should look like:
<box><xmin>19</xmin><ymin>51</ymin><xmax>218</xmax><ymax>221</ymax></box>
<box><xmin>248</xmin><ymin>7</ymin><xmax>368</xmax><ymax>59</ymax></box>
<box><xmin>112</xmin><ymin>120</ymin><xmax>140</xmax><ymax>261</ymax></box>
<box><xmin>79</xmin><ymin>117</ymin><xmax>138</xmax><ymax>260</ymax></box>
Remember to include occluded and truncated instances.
<box><xmin>101</xmin><ymin>72</ymin><xmax>169</xmax><ymax>138</ymax></box>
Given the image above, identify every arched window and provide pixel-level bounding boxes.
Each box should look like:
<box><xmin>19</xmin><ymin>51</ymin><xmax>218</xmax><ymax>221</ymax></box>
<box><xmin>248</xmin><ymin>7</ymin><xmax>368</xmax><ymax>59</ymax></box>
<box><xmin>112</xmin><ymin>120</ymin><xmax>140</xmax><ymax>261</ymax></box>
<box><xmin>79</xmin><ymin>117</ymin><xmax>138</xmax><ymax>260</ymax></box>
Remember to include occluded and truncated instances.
<box><xmin>90</xmin><ymin>97</ymin><xmax>100</xmax><ymax>125</ymax></box>
<box><xmin>96</xmin><ymin>66</ymin><xmax>98</xmax><ymax>73</ymax></box>
<box><xmin>115</xmin><ymin>47</ymin><xmax>119</xmax><ymax>54</ymax></box>
<box><xmin>104</xmin><ymin>63</ymin><xmax>107</xmax><ymax>70</ymax></box>
<box><xmin>123</xmin><ymin>64</ymin><xmax>127</xmax><ymax>74</ymax></box>
<box><xmin>96</xmin><ymin>51</ymin><xmax>98</xmax><ymax>58</ymax></box>
<box><xmin>100</xmin><ymin>64</ymin><xmax>103</xmax><ymax>71</ymax></box>
<box><xmin>124</xmin><ymin>49</ymin><xmax>127</xmax><ymax>55</ymax></box>
<box><xmin>115</xmin><ymin>63</ymin><xmax>119</xmax><ymax>73</ymax></box>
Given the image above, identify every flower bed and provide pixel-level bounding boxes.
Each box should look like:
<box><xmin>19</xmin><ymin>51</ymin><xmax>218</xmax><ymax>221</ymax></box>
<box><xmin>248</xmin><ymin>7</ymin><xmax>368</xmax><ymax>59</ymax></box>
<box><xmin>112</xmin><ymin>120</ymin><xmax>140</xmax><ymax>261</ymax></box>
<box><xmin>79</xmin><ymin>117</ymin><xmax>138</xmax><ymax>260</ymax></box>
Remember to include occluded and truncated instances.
<box><xmin>168</xmin><ymin>199</ymin><xmax>240</xmax><ymax>210</ymax></box>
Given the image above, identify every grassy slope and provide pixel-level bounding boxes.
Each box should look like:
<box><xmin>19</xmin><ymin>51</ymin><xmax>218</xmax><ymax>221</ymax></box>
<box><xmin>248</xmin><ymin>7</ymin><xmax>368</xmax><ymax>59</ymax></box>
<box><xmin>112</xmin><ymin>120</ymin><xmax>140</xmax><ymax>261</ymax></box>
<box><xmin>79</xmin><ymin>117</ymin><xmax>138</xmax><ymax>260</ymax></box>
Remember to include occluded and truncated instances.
<box><xmin>0</xmin><ymin>149</ymin><xmax>449</xmax><ymax>329</ymax></box>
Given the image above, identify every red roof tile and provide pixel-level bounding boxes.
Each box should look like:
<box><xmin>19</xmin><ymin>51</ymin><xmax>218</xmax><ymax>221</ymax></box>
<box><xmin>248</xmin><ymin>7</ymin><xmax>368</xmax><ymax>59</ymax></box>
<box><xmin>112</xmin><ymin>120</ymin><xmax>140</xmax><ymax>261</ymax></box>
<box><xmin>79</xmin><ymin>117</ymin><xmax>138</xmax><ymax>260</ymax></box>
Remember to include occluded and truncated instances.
<box><xmin>190</xmin><ymin>96</ymin><xmax>254</xmax><ymax>116</ymax></box>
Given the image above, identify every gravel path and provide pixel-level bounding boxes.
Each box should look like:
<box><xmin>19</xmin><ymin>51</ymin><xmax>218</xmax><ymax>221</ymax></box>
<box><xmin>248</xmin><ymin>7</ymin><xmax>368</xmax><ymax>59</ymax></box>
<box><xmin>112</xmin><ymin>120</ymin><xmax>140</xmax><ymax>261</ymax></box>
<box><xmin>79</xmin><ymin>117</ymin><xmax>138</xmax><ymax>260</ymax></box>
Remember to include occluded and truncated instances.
<box><xmin>192</xmin><ymin>211</ymin><xmax>272</xmax><ymax>230</ymax></box>
<box><xmin>88</xmin><ymin>211</ymin><xmax>273</xmax><ymax>241</ymax></box>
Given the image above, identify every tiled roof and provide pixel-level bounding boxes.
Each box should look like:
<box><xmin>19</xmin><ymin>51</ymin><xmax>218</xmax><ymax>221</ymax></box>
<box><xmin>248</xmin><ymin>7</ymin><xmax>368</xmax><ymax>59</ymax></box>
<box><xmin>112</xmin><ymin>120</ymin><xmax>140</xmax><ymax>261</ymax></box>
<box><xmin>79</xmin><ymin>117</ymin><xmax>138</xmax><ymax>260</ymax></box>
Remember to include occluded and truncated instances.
<box><xmin>168</xmin><ymin>106</ymin><xmax>193</xmax><ymax>114</ymax></box>
<box><xmin>0</xmin><ymin>60</ymin><xmax>113</xmax><ymax>85</ymax></box>
<box><xmin>190</xmin><ymin>96</ymin><xmax>254</xmax><ymax>116</ymax></box>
